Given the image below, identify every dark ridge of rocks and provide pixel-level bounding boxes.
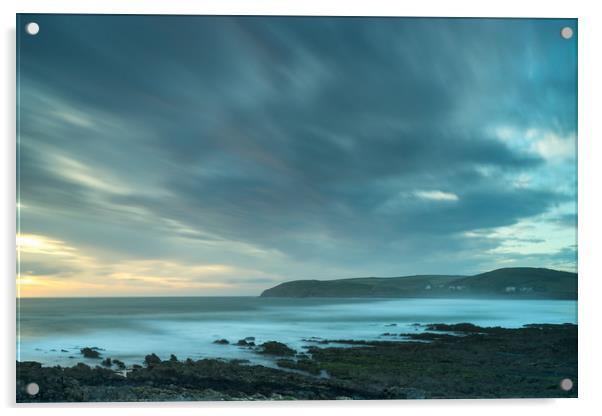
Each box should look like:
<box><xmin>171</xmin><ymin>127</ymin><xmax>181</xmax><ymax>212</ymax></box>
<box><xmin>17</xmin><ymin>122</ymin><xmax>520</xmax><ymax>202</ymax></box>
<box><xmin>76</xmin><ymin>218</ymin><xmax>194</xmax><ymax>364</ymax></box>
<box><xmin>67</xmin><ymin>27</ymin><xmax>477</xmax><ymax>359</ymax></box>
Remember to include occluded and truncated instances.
<box><xmin>213</xmin><ymin>339</ymin><xmax>229</xmax><ymax>345</ymax></box>
<box><xmin>425</xmin><ymin>323</ymin><xmax>488</xmax><ymax>333</ymax></box>
<box><xmin>301</xmin><ymin>338</ymin><xmax>329</xmax><ymax>344</ymax></box>
<box><xmin>400</xmin><ymin>332</ymin><xmax>459</xmax><ymax>342</ymax></box>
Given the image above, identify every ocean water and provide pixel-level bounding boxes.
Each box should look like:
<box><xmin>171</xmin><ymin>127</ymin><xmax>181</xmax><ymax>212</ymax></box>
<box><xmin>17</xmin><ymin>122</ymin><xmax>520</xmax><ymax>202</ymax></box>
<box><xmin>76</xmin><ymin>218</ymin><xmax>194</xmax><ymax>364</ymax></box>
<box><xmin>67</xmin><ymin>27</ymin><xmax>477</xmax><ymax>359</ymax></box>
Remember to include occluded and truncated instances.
<box><xmin>17</xmin><ymin>297</ymin><xmax>577</xmax><ymax>367</ymax></box>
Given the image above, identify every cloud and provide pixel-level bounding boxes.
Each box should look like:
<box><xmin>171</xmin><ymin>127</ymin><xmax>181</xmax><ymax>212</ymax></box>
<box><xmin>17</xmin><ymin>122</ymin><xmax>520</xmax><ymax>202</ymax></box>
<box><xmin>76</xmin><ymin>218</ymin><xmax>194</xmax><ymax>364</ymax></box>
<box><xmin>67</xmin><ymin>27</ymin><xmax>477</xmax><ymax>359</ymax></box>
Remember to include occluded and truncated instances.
<box><xmin>17</xmin><ymin>16</ymin><xmax>578</xmax><ymax>294</ymax></box>
<box><xmin>533</xmin><ymin>132</ymin><xmax>576</xmax><ymax>162</ymax></box>
<box><xmin>414</xmin><ymin>190</ymin><xmax>459</xmax><ymax>201</ymax></box>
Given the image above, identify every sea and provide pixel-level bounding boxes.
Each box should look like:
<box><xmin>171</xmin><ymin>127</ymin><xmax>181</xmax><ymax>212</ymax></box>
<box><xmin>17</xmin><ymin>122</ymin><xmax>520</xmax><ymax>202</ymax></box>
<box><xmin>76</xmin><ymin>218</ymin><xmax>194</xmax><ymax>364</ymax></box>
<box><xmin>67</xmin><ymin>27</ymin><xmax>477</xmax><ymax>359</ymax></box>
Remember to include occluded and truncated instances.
<box><xmin>17</xmin><ymin>297</ymin><xmax>577</xmax><ymax>368</ymax></box>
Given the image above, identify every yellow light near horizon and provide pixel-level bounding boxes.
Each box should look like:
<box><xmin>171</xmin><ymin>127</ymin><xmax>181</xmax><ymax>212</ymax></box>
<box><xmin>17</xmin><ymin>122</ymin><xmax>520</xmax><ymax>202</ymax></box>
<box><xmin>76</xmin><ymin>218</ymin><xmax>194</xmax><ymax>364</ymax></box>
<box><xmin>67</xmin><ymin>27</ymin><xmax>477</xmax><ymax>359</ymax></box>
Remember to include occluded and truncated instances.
<box><xmin>16</xmin><ymin>233</ymin><xmax>79</xmax><ymax>257</ymax></box>
<box><xmin>15</xmin><ymin>233</ymin><xmax>262</xmax><ymax>297</ymax></box>
<box><xmin>16</xmin><ymin>234</ymin><xmax>44</xmax><ymax>249</ymax></box>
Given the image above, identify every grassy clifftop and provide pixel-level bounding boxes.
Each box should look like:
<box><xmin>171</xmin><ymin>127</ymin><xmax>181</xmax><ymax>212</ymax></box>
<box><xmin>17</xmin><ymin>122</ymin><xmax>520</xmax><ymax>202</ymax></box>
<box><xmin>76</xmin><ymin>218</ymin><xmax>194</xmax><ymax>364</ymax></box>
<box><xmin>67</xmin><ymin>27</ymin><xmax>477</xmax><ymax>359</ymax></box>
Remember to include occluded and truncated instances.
<box><xmin>260</xmin><ymin>267</ymin><xmax>577</xmax><ymax>299</ymax></box>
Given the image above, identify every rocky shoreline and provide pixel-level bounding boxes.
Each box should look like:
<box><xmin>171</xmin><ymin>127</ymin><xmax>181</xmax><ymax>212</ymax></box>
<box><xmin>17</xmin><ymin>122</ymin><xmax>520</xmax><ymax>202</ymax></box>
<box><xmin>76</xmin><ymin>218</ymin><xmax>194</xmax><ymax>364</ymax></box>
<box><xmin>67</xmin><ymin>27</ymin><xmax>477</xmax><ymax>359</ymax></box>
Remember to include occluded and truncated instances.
<box><xmin>17</xmin><ymin>323</ymin><xmax>577</xmax><ymax>402</ymax></box>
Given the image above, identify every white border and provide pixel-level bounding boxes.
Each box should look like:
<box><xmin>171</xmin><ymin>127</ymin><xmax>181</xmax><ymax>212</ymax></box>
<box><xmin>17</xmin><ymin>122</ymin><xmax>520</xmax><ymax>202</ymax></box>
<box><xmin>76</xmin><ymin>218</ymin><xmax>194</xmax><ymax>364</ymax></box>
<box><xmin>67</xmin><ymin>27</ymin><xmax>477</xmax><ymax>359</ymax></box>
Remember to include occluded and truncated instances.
<box><xmin>2</xmin><ymin>1</ymin><xmax>601</xmax><ymax>415</ymax></box>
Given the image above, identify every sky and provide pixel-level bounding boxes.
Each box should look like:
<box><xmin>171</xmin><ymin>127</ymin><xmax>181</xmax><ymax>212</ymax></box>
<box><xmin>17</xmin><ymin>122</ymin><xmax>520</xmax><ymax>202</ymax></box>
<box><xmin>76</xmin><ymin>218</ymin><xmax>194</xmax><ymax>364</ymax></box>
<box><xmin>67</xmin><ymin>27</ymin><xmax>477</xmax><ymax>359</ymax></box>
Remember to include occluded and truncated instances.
<box><xmin>17</xmin><ymin>15</ymin><xmax>577</xmax><ymax>297</ymax></box>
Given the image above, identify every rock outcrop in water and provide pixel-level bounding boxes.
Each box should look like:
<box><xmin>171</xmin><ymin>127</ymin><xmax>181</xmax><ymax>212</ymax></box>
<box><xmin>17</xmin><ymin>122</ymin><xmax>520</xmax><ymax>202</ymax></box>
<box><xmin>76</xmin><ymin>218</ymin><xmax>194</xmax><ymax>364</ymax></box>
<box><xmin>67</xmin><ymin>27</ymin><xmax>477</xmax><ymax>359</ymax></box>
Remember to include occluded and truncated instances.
<box><xmin>80</xmin><ymin>348</ymin><xmax>101</xmax><ymax>359</ymax></box>
<box><xmin>260</xmin><ymin>267</ymin><xmax>577</xmax><ymax>299</ymax></box>
<box><xmin>259</xmin><ymin>341</ymin><xmax>296</xmax><ymax>356</ymax></box>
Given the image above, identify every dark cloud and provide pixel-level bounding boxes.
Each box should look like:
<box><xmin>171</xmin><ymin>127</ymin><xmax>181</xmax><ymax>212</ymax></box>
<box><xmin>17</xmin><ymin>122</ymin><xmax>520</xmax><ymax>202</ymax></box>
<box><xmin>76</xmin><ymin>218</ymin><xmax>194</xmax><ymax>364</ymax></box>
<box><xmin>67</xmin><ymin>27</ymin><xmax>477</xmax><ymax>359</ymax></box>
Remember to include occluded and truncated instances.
<box><xmin>17</xmin><ymin>15</ymin><xmax>578</xmax><ymax>287</ymax></box>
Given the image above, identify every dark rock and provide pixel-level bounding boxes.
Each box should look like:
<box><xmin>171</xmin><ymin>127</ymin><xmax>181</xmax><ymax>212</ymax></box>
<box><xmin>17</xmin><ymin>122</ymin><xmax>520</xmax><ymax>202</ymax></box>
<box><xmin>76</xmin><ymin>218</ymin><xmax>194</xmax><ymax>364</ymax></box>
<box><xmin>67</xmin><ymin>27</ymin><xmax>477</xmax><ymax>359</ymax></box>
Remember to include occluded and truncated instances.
<box><xmin>101</xmin><ymin>358</ymin><xmax>112</xmax><ymax>367</ymax></box>
<box><xmin>230</xmin><ymin>359</ymin><xmax>250</xmax><ymax>365</ymax></box>
<box><xmin>383</xmin><ymin>387</ymin><xmax>427</xmax><ymax>399</ymax></box>
<box><xmin>80</xmin><ymin>347</ymin><xmax>101</xmax><ymax>359</ymax></box>
<box><xmin>112</xmin><ymin>359</ymin><xmax>126</xmax><ymax>370</ymax></box>
<box><xmin>425</xmin><ymin>323</ymin><xmax>484</xmax><ymax>332</ymax></box>
<box><xmin>236</xmin><ymin>339</ymin><xmax>255</xmax><ymax>346</ymax></box>
<box><xmin>213</xmin><ymin>339</ymin><xmax>229</xmax><ymax>345</ymax></box>
<box><xmin>144</xmin><ymin>353</ymin><xmax>161</xmax><ymax>367</ymax></box>
<box><xmin>259</xmin><ymin>341</ymin><xmax>296</xmax><ymax>356</ymax></box>
<box><xmin>277</xmin><ymin>358</ymin><xmax>321</xmax><ymax>375</ymax></box>
<box><xmin>169</xmin><ymin>354</ymin><xmax>178</xmax><ymax>362</ymax></box>
<box><xmin>302</xmin><ymin>338</ymin><xmax>329</xmax><ymax>344</ymax></box>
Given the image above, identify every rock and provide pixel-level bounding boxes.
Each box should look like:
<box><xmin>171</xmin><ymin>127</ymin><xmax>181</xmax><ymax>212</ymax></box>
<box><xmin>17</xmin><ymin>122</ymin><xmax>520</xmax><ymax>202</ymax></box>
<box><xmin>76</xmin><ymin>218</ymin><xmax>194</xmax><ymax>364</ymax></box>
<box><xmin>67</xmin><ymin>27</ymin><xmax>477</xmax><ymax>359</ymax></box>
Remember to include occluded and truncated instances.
<box><xmin>80</xmin><ymin>347</ymin><xmax>101</xmax><ymax>359</ymax></box>
<box><xmin>276</xmin><ymin>358</ymin><xmax>321</xmax><ymax>375</ymax></box>
<box><xmin>144</xmin><ymin>353</ymin><xmax>161</xmax><ymax>367</ymax></box>
<box><xmin>259</xmin><ymin>341</ymin><xmax>296</xmax><ymax>356</ymax></box>
<box><xmin>15</xmin><ymin>324</ymin><xmax>578</xmax><ymax>402</ymax></box>
<box><xmin>169</xmin><ymin>354</ymin><xmax>178</xmax><ymax>362</ymax></box>
<box><xmin>101</xmin><ymin>358</ymin><xmax>112</xmax><ymax>367</ymax></box>
<box><xmin>112</xmin><ymin>359</ymin><xmax>126</xmax><ymax>370</ymax></box>
<box><xmin>213</xmin><ymin>339</ymin><xmax>230</xmax><ymax>345</ymax></box>
<box><xmin>425</xmin><ymin>323</ymin><xmax>482</xmax><ymax>332</ymax></box>
<box><xmin>383</xmin><ymin>386</ymin><xmax>427</xmax><ymax>399</ymax></box>
<box><xmin>236</xmin><ymin>339</ymin><xmax>255</xmax><ymax>346</ymax></box>
<box><xmin>230</xmin><ymin>359</ymin><xmax>250</xmax><ymax>365</ymax></box>
<box><xmin>61</xmin><ymin>349</ymin><xmax>69</xmax><ymax>352</ymax></box>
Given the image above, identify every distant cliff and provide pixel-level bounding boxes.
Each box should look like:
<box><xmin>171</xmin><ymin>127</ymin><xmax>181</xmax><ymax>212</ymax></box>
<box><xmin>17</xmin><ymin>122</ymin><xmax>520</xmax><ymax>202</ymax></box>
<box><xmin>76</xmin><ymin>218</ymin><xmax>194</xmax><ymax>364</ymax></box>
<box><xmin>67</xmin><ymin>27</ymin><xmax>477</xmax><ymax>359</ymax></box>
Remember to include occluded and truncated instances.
<box><xmin>260</xmin><ymin>267</ymin><xmax>577</xmax><ymax>299</ymax></box>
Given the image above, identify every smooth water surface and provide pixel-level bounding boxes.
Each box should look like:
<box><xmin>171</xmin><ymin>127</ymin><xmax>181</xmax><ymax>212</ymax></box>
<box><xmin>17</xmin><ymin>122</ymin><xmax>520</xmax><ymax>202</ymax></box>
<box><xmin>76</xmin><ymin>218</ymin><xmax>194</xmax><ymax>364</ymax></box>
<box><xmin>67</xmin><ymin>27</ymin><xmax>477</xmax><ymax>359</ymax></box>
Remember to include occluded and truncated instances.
<box><xmin>17</xmin><ymin>297</ymin><xmax>577</xmax><ymax>367</ymax></box>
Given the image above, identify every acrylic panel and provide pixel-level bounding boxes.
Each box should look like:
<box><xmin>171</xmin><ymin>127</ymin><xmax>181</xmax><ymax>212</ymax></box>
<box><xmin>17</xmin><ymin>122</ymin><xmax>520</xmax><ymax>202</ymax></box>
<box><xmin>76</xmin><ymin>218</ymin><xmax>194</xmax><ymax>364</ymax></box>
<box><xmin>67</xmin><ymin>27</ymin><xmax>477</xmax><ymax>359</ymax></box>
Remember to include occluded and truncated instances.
<box><xmin>16</xmin><ymin>14</ymin><xmax>578</xmax><ymax>402</ymax></box>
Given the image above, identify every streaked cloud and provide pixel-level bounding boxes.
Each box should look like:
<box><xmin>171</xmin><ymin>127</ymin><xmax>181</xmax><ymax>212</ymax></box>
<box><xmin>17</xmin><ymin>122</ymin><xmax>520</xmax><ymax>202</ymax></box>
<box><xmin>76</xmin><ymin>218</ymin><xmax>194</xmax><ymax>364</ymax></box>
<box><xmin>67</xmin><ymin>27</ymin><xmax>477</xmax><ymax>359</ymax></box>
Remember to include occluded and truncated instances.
<box><xmin>17</xmin><ymin>16</ymin><xmax>577</xmax><ymax>296</ymax></box>
<box><xmin>414</xmin><ymin>190</ymin><xmax>459</xmax><ymax>202</ymax></box>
